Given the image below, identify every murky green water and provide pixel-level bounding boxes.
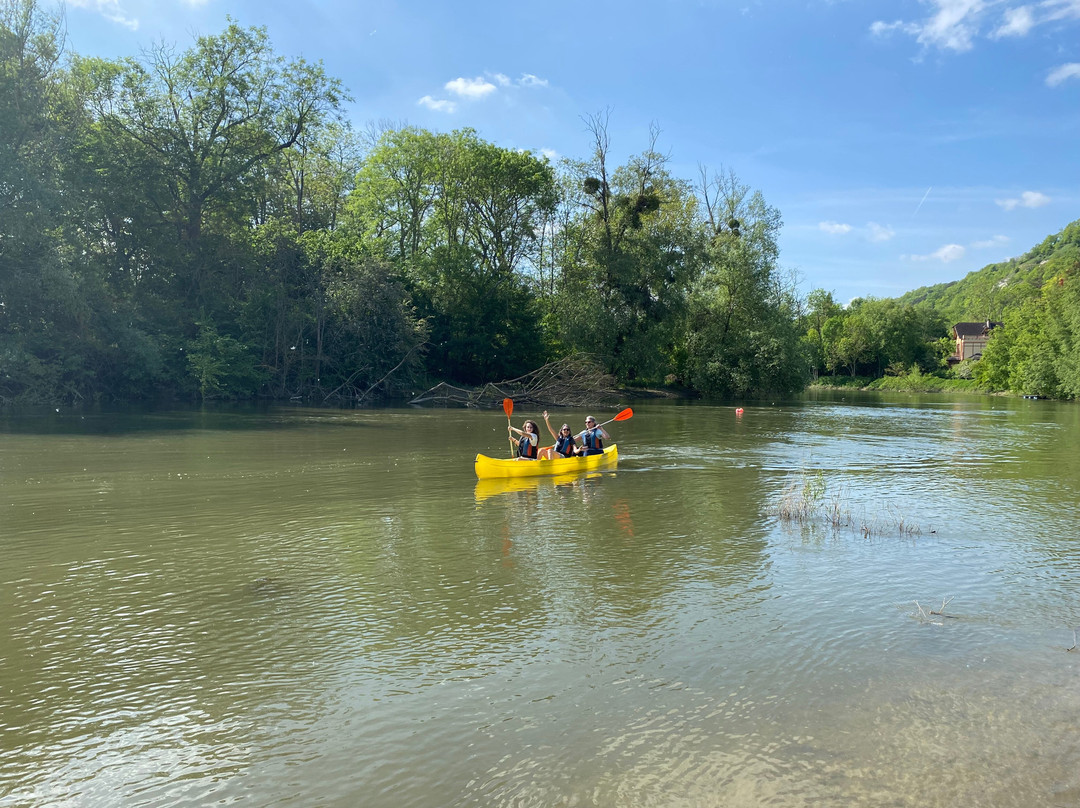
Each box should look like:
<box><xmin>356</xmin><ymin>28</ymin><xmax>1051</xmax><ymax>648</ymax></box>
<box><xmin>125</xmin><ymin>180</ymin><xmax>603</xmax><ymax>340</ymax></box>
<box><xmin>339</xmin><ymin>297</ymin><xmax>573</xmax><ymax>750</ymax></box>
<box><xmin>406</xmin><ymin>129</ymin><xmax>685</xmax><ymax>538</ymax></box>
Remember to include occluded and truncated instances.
<box><xmin>2</xmin><ymin>395</ymin><xmax>1079</xmax><ymax>807</ymax></box>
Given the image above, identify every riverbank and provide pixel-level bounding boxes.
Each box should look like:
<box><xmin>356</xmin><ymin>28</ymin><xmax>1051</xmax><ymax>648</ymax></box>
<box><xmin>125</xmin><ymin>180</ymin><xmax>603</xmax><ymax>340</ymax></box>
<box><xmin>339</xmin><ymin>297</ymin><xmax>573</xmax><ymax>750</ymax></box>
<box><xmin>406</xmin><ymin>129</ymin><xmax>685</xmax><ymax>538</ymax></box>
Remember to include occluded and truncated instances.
<box><xmin>808</xmin><ymin>374</ymin><xmax>987</xmax><ymax>395</ymax></box>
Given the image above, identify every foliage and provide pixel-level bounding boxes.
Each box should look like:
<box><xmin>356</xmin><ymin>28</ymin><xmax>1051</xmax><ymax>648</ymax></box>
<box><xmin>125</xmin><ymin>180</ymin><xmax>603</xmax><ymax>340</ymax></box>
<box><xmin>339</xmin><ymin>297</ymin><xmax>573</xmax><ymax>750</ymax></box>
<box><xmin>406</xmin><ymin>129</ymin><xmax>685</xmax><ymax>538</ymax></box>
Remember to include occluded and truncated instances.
<box><xmin>187</xmin><ymin>322</ymin><xmax>266</xmax><ymax>398</ymax></box>
<box><xmin>810</xmin><ymin>373</ymin><xmax>985</xmax><ymax>394</ymax></box>
<box><xmin>682</xmin><ymin>169</ymin><xmax>807</xmax><ymax>397</ymax></box>
<box><xmin>897</xmin><ymin>219</ymin><xmax>1080</xmax><ymax>324</ymax></box>
<box><xmin>0</xmin><ymin>9</ymin><xmax>838</xmax><ymax>406</ymax></box>
<box><xmin>553</xmin><ymin>116</ymin><xmax>705</xmax><ymax>383</ymax></box>
<box><xmin>347</xmin><ymin>127</ymin><xmax>556</xmax><ymax>384</ymax></box>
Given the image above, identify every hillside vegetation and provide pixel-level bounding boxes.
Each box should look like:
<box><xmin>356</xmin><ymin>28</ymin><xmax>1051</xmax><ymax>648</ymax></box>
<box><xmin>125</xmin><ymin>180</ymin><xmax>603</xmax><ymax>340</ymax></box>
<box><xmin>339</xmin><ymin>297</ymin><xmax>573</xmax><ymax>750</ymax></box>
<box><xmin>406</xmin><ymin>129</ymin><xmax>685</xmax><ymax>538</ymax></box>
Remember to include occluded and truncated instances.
<box><xmin>804</xmin><ymin>218</ymin><xmax>1080</xmax><ymax>400</ymax></box>
<box><xmin>897</xmin><ymin>219</ymin><xmax>1080</xmax><ymax>325</ymax></box>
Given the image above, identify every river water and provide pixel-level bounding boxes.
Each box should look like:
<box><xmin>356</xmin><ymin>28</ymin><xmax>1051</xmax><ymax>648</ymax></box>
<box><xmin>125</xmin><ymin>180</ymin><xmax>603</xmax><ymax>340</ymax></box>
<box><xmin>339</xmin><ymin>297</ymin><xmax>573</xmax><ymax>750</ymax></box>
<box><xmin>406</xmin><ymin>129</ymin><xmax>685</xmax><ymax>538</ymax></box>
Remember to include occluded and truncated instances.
<box><xmin>2</xmin><ymin>394</ymin><xmax>1079</xmax><ymax>807</ymax></box>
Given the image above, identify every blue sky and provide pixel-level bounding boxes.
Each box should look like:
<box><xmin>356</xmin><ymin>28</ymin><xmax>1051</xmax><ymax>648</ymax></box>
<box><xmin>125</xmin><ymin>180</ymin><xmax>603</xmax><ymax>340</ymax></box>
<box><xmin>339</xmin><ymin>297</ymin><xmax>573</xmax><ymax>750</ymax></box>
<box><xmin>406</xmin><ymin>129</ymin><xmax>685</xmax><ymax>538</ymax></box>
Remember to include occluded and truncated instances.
<box><xmin>62</xmin><ymin>0</ymin><xmax>1080</xmax><ymax>303</ymax></box>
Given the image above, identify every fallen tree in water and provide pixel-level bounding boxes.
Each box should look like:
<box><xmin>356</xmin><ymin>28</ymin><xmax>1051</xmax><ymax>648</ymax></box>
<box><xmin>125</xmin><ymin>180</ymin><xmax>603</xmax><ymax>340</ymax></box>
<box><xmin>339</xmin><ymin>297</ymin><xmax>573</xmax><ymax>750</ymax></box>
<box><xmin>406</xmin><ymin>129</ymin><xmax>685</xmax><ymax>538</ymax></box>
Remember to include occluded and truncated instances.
<box><xmin>410</xmin><ymin>354</ymin><xmax>621</xmax><ymax>408</ymax></box>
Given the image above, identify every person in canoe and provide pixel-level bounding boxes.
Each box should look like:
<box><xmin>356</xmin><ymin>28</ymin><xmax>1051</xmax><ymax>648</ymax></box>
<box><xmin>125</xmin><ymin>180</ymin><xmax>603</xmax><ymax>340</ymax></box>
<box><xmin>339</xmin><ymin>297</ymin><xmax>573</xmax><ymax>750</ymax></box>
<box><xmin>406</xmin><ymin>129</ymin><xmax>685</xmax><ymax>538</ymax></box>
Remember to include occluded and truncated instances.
<box><xmin>540</xmin><ymin>410</ymin><xmax>577</xmax><ymax>460</ymax></box>
<box><xmin>507</xmin><ymin>419</ymin><xmax>540</xmax><ymax>459</ymax></box>
<box><xmin>575</xmin><ymin>415</ymin><xmax>610</xmax><ymax>456</ymax></box>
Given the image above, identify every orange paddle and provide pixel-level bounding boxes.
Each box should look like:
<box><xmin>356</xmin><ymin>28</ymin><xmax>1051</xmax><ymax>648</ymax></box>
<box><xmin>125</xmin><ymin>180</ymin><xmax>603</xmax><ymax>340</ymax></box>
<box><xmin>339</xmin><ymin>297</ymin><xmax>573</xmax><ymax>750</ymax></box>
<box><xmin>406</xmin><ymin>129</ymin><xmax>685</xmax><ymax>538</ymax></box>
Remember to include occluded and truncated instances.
<box><xmin>503</xmin><ymin>398</ymin><xmax>514</xmax><ymax>456</ymax></box>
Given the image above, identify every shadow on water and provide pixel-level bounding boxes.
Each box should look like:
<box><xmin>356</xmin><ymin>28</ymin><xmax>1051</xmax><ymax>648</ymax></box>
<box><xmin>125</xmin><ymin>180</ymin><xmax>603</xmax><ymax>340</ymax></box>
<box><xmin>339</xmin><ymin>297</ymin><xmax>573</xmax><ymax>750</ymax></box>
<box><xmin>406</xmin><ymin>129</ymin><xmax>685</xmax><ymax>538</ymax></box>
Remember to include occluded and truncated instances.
<box><xmin>0</xmin><ymin>401</ymin><xmax>385</xmax><ymax>436</ymax></box>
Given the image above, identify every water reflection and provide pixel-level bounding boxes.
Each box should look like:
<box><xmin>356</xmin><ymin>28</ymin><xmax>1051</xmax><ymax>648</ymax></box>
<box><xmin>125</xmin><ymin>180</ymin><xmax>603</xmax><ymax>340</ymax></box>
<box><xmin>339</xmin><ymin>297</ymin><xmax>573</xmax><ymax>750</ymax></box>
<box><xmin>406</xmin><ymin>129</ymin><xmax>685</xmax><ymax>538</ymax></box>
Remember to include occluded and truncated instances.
<box><xmin>2</xmin><ymin>398</ymin><xmax>1080</xmax><ymax>806</ymax></box>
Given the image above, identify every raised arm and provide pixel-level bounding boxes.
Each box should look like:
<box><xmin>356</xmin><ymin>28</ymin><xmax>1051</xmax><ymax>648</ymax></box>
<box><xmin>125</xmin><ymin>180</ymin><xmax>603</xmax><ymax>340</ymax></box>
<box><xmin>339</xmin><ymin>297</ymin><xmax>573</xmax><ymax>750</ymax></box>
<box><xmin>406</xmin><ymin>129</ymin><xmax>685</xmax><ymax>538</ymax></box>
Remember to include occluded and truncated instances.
<box><xmin>542</xmin><ymin>410</ymin><xmax>560</xmax><ymax>441</ymax></box>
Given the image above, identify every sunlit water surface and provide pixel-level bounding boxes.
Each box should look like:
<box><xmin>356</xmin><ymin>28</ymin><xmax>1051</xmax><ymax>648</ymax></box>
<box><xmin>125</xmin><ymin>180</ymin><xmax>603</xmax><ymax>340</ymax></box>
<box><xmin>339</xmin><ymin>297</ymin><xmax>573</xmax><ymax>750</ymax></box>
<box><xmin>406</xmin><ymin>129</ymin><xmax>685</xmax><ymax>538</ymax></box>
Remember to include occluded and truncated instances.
<box><xmin>2</xmin><ymin>394</ymin><xmax>1079</xmax><ymax>807</ymax></box>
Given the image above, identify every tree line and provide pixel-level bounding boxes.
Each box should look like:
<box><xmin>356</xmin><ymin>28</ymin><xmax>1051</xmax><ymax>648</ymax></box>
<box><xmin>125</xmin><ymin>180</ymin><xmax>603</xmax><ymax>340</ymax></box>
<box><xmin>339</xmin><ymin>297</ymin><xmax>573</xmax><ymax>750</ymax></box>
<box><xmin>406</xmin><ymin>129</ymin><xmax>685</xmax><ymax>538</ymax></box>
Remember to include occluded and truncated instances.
<box><xmin>1</xmin><ymin>3</ymin><xmax>816</xmax><ymax>405</ymax></box>
<box><xmin>890</xmin><ymin>218</ymin><xmax>1080</xmax><ymax>399</ymax></box>
<box><xmin>8</xmin><ymin>2</ymin><xmax>1072</xmax><ymax>407</ymax></box>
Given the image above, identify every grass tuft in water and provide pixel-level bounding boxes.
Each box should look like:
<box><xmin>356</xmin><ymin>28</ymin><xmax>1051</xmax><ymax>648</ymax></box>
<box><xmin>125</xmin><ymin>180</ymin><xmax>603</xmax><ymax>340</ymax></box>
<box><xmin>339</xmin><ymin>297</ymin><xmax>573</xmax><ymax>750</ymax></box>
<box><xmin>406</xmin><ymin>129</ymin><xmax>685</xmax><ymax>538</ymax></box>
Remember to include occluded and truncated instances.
<box><xmin>776</xmin><ymin>468</ymin><xmax>922</xmax><ymax>538</ymax></box>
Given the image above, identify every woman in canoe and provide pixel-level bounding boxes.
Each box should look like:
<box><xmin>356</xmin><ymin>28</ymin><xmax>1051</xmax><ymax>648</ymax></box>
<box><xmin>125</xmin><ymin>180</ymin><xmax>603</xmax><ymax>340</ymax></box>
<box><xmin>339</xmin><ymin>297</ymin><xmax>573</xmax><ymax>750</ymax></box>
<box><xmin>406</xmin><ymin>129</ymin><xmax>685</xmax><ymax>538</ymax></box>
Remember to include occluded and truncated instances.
<box><xmin>507</xmin><ymin>419</ymin><xmax>540</xmax><ymax>459</ymax></box>
<box><xmin>575</xmin><ymin>415</ymin><xmax>610</xmax><ymax>457</ymax></box>
<box><xmin>540</xmin><ymin>410</ymin><xmax>577</xmax><ymax>460</ymax></box>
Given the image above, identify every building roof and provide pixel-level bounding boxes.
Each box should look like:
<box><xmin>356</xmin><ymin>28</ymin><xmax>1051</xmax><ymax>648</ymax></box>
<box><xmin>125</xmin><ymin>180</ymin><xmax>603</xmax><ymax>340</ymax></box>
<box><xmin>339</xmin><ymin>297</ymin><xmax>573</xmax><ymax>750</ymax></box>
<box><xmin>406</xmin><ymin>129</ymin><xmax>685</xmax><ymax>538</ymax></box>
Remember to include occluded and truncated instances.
<box><xmin>954</xmin><ymin>321</ymin><xmax>1002</xmax><ymax>338</ymax></box>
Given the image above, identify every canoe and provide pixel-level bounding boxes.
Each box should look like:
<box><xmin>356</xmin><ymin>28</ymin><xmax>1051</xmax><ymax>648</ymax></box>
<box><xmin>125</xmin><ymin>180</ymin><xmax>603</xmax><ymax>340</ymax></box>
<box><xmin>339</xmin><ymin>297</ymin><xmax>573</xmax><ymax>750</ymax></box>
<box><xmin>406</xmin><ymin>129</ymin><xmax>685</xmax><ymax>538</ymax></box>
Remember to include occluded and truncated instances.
<box><xmin>474</xmin><ymin>444</ymin><xmax>618</xmax><ymax>479</ymax></box>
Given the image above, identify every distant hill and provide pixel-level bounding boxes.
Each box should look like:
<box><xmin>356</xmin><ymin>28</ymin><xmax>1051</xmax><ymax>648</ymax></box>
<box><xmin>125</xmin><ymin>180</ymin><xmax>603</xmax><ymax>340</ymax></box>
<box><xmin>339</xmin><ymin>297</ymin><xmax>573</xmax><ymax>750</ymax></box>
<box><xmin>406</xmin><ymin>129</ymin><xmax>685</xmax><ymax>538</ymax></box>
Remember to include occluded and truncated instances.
<box><xmin>896</xmin><ymin>218</ymin><xmax>1080</xmax><ymax>325</ymax></box>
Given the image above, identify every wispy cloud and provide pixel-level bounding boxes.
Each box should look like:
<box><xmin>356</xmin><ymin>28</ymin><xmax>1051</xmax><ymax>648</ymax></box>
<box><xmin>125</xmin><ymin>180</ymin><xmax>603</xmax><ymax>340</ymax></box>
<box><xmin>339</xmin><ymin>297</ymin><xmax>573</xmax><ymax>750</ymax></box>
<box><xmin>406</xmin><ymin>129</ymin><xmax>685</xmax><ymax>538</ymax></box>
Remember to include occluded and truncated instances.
<box><xmin>996</xmin><ymin>190</ymin><xmax>1051</xmax><ymax>210</ymax></box>
<box><xmin>417</xmin><ymin>95</ymin><xmax>456</xmax><ymax>113</ymax></box>
<box><xmin>972</xmin><ymin>234</ymin><xmax>1010</xmax><ymax>248</ymax></box>
<box><xmin>917</xmin><ymin>0</ymin><xmax>986</xmax><ymax>51</ymax></box>
<box><xmin>867</xmin><ymin>222</ymin><xmax>896</xmax><ymax>242</ymax></box>
<box><xmin>819</xmin><ymin>221</ymin><xmax>853</xmax><ymax>235</ymax></box>
<box><xmin>67</xmin><ymin>0</ymin><xmax>138</xmax><ymax>30</ymax></box>
<box><xmin>1044</xmin><ymin>0</ymin><xmax>1080</xmax><ymax>23</ymax></box>
<box><xmin>909</xmin><ymin>243</ymin><xmax>967</xmax><ymax>262</ymax></box>
<box><xmin>1047</xmin><ymin>62</ymin><xmax>1080</xmax><ymax>86</ymax></box>
<box><xmin>871</xmin><ymin>0</ymin><xmax>1080</xmax><ymax>52</ymax></box>
<box><xmin>540</xmin><ymin>148</ymin><xmax>559</xmax><ymax>161</ymax></box>
<box><xmin>991</xmin><ymin>5</ymin><xmax>1035</xmax><ymax>37</ymax></box>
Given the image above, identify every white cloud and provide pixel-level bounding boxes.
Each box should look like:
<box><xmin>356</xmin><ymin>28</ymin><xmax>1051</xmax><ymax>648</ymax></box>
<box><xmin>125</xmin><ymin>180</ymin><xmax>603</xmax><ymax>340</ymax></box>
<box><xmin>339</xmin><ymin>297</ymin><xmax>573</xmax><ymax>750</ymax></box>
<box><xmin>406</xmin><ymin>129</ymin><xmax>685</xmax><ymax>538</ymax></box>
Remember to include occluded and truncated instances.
<box><xmin>972</xmin><ymin>235</ymin><xmax>1010</xmax><ymax>248</ymax></box>
<box><xmin>67</xmin><ymin>0</ymin><xmax>138</xmax><ymax>29</ymax></box>
<box><xmin>1044</xmin><ymin>0</ymin><xmax>1080</xmax><ymax>23</ymax></box>
<box><xmin>866</xmin><ymin>222</ymin><xmax>896</xmax><ymax>242</ymax></box>
<box><xmin>915</xmin><ymin>0</ymin><xmax>986</xmax><ymax>51</ymax></box>
<box><xmin>875</xmin><ymin>0</ymin><xmax>1080</xmax><ymax>52</ymax></box>
<box><xmin>519</xmin><ymin>74</ymin><xmax>549</xmax><ymax>87</ymax></box>
<box><xmin>540</xmin><ymin>148</ymin><xmax>559</xmax><ymax>161</ymax></box>
<box><xmin>991</xmin><ymin>5</ymin><xmax>1035</xmax><ymax>37</ymax></box>
<box><xmin>445</xmin><ymin>77</ymin><xmax>497</xmax><ymax>99</ymax></box>
<box><xmin>864</xmin><ymin>19</ymin><xmax>915</xmax><ymax>37</ymax></box>
<box><xmin>909</xmin><ymin>244</ymin><xmax>966</xmax><ymax>262</ymax></box>
<box><xmin>1046</xmin><ymin>62</ymin><xmax>1080</xmax><ymax>86</ymax></box>
<box><xmin>492</xmin><ymin>73</ymin><xmax>512</xmax><ymax>86</ymax></box>
<box><xmin>417</xmin><ymin>95</ymin><xmax>456</xmax><ymax>113</ymax></box>
<box><xmin>819</xmin><ymin>221</ymin><xmax>853</xmax><ymax>235</ymax></box>
<box><xmin>996</xmin><ymin>190</ymin><xmax>1051</xmax><ymax>210</ymax></box>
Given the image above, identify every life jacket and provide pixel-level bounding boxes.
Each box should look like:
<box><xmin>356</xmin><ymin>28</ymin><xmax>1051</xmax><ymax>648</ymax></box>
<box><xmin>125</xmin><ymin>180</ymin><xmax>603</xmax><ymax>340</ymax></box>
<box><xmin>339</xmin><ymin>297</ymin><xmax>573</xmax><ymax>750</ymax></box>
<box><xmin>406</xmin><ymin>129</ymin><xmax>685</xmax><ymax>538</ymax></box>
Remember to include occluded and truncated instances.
<box><xmin>582</xmin><ymin>428</ymin><xmax>604</xmax><ymax>454</ymax></box>
<box><xmin>555</xmin><ymin>434</ymin><xmax>576</xmax><ymax>457</ymax></box>
<box><xmin>518</xmin><ymin>434</ymin><xmax>538</xmax><ymax>459</ymax></box>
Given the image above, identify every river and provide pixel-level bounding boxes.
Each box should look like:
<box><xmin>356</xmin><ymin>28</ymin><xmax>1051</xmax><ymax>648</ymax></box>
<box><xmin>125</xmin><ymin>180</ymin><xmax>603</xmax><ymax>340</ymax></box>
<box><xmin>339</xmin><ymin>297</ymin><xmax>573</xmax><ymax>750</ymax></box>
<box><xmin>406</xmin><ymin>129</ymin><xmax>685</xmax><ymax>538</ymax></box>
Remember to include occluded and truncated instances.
<box><xmin>2</xmin><ymin>394</ymin><xmax>1079</xmax><ymax>807</ymax></box>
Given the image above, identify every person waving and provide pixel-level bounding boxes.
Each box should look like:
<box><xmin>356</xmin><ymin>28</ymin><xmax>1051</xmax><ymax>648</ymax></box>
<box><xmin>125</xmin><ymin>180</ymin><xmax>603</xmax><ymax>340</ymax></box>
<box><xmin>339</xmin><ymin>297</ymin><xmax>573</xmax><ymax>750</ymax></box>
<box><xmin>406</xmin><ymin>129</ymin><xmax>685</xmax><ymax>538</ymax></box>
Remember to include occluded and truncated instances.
<box><xmin>540</xmin><ymin>411</ymin><xmax>577</xmax><ymax>460</ymax></box>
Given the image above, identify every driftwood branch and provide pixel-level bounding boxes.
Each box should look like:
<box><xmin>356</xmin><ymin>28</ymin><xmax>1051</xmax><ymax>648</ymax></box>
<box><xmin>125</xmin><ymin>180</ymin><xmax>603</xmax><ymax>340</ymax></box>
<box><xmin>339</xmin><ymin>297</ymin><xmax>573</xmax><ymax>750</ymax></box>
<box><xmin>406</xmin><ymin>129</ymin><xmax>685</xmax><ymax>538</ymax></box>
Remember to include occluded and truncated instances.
<box><xmin>410</xmin><ymin>353</ymin><xmax>621</xmax><ymax>408</ymax></box>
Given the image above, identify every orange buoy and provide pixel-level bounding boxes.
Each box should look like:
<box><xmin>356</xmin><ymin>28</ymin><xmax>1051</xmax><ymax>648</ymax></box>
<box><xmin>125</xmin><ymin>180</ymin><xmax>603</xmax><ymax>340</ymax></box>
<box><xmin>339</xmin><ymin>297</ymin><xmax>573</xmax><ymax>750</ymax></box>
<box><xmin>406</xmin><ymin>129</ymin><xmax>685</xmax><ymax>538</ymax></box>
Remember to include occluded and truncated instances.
<box><xmin>735</xmin><ymin>407</ymin><xmax>744</xmax><ymax>415</ymax></box>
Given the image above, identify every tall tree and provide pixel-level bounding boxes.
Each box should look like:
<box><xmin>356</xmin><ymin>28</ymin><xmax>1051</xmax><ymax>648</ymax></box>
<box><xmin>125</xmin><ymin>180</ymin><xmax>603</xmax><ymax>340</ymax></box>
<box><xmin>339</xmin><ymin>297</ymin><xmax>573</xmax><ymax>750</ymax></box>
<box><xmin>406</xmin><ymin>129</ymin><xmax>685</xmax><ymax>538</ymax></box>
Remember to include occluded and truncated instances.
<box><xmin>682</xmin><ymin>168</ymin><xmax>805</xmax><ymax>397</ymax></box>
<box><xmin>77</xmin><ymin>20</ymin><xmax>346</xmax><ymax>310</ymax></box>
<box><xmin>0</xmin><ymin>0</ymin><xmax>102</xmax><ymax>403</ymax></box>
<box><xmin>557</xmin><ymin>114</ymin><xmax>703</xmax><ymax>381</ymax></box>
<box><xmin>347</xmin><ymin>128</ymin><xmax>557</xmax><ymax>383</ymax></box>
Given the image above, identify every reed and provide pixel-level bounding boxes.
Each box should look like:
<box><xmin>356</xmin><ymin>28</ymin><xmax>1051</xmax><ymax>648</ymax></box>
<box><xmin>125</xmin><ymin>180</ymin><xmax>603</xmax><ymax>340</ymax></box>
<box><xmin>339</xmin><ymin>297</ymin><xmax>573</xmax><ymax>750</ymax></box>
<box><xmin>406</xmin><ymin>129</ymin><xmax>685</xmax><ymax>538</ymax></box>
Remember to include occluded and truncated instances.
<box><xmin>776</xmin><ymin>469</ymin><xmax>921</xmax><ymax>538</ymax></box>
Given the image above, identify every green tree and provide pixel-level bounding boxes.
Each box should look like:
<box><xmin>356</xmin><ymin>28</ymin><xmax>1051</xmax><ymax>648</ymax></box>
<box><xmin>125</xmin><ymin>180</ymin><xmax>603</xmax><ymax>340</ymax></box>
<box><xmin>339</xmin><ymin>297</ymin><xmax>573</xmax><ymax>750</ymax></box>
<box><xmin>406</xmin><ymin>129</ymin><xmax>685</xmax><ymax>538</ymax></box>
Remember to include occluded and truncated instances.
<box><xmin>0</xmin><ymin>0</ymin><xmax>107</xmax><ymax>403</ymax></box>
<box><xmin>77</xmin><ymin>20</ymin><xmax>346</xmax><ymax>311</ymax></box>
<box><xmin>682</xmin><ymin>169</ymin><xmax>806</xmax><ymax>397</ymax></box>
<box><xmin>346</xmin><ymin>127</ymin><xmax>557</xmax><ymax>384</ymax></box>
<box><xmin>803</xmin><ymin>288</ymin><xmax>841</xmax><ymax>377</ymax></box>
<box><xmin>556</xmin><ymin>115</ymin><xmax>703</xmax><ymax>382</ymax></box>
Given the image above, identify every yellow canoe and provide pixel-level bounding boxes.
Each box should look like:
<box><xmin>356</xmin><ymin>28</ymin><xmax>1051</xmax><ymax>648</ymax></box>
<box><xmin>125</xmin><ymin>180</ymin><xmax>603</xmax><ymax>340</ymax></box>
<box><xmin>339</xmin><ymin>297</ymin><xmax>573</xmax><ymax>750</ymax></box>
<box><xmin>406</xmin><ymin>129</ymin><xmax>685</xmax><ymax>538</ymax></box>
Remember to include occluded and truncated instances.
<box><xmin>474</xmin><ymin>445</ymin><xmax>618</xmax><ymax>479</ymax></box>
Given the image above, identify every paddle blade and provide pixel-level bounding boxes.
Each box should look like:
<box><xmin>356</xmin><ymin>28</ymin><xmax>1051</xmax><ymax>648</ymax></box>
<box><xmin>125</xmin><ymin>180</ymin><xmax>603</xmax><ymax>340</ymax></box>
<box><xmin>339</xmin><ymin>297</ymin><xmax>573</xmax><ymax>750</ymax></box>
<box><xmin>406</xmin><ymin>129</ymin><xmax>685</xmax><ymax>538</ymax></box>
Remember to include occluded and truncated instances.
<box><xmin>613</xmin><ymin>407</ymin><xmax>634</xmax><ymax>422</ymax></box>
<box><xmin>502</xmin><ymin>398</ymin><xmax>514</xmax><ymax>418</ymax></box>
